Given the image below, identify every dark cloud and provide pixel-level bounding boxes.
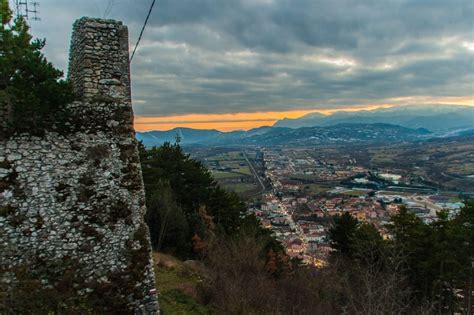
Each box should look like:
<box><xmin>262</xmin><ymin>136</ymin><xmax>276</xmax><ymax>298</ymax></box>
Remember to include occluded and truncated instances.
<box><xmin>26</xmin><ymin>0</ymin><xmax>474</xmax><ymax>116</ymax></box>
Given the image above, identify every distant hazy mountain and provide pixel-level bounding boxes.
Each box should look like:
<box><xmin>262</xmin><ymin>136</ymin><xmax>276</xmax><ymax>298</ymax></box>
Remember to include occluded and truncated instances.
<box><xmin>273</xmin><ymin>105</ymin><xmax>474</xmax><ymax>132</ymax></box>
<box><xmin>137</xmin><ymin>123</ymin><xmax>431</xmax><ymax>147</ymax></box>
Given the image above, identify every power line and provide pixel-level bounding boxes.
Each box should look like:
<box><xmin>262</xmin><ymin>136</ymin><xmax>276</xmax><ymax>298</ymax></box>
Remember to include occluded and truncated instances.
<box><xmin>130</xmin><ymin>0</ymin><xmax>157</xmax><ymax>63</ymax></box>
<box><xmin>103</xmin><ymin>0</ymin><xmax>115</xmax><ymax>18</ymax></box>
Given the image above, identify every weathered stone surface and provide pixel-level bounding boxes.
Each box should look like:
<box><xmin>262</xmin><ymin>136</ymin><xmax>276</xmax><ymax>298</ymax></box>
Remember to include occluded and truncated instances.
<box><xmin>0</xmin><ymin>18</ymin><xmax>158</xmax><ymax>314</ymax></box>
<box><xmin>69</xmin><ymin>18</ymin><xmax>131</xmax><ymax>103</ymax></box>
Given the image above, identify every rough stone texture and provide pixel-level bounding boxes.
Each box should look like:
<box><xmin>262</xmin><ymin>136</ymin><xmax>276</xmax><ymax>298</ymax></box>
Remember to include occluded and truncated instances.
<box><xmin>69</xmin><ymin>18</ymin><xmax>131</xmax><ymax>102</ymax></box>
<box><xmin>0</xmin><ymin>18</ymin><xmax>158</xmax><ymax>313</ymax></box>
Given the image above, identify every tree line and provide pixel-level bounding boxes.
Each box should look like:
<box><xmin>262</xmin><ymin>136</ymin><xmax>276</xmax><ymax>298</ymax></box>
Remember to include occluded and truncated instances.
<box><xmin>328</xmin><ymin>205</ymin><xmax>473</xmax><ymax>314</ymax></box>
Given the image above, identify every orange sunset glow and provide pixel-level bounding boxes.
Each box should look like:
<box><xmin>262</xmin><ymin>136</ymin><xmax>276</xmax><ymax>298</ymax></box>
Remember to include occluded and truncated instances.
<box><xmin>134</xmin><ymin>104</ymin><xmax>395</xmax><ymax>132</ymax></box>
<box><xmin>134</xmin><ymin>97</ymin><xmax>474</xmax><ymax>132</ymax></box>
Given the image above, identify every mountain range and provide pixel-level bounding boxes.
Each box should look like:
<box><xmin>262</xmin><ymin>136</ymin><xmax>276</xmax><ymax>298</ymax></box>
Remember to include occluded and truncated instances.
<box><xmin>137</xmin><ymin>123</ymin><xmax>432</xmax><ymax>147</ymax></box>
<box><xmin>273</xmin><ymin>105</ymin><xmax>474</xmax><ymax>131</ymax></box>
<box><xmin>137</xmin><ymin>105</ymin><xmax>473</xmax><ymax>147</ymax></box>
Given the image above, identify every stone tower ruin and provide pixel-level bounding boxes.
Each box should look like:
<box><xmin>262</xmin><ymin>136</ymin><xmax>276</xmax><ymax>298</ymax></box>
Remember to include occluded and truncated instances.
<box><xmin>0</xmin><ymin>18</ymin><xmax>158</xmax><ymax>313</ymax></box>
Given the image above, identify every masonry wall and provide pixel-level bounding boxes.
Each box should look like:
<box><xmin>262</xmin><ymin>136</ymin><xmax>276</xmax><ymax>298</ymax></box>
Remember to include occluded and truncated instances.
<box><xmin>68</xmin><ymin>18</ymin><xmax>131</xmax><ymax>102</ymax></box>
<box><xmin>0</xmin><ymin>18</ymin><xmax>158</xmax><ymax>313</ymax></box>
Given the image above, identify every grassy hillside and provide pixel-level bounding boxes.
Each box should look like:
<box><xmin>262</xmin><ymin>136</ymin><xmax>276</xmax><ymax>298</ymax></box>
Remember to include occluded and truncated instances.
<box><xmin>153</xmin><ymin>252</ymin><xmax>213</xmax><ymax>314</ymax></box>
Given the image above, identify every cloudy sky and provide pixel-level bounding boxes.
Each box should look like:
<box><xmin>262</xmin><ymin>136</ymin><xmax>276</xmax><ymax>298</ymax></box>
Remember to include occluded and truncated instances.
<box><xmin>21</xmin><ymin>0</ymin><xmax>474</xmax><ymax>131</ymax></box>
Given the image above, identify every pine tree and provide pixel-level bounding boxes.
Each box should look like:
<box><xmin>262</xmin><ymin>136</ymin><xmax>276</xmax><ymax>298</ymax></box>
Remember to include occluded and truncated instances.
<box><xmin>140</xmin><ymin>142</ymin><xmax>249</xmax><ymax>258</ymax></box>
<box><xmin>0</xmin><ymin>0</ymin><xmax>74</xmax><ymax>136</ymax></box>
<box><xmin>328</xmin><ymin>212</ymin><xmax>359</xmax><ymax>257</ymax></box>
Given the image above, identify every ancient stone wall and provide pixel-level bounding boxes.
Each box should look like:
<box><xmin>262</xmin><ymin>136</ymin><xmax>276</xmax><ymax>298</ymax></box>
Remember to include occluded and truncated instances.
<box><xmin>69</xmin><ymin>18</ymin><xmax>131</xmax><ymax>102</ymax></box>
<box><xmin>0</xmin><ymin>18</ymin><xmax>158</xmax><ymax>313</ymax></box>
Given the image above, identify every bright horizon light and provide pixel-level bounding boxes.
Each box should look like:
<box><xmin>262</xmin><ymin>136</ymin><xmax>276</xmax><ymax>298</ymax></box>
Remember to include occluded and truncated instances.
<box><xmin>134</xmin><ymin>100</ymin><xmax>474</xmax><ymax>132</ymax></box>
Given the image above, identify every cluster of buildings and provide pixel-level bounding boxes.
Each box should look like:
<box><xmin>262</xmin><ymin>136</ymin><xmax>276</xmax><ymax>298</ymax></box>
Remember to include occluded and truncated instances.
<box><xmin>250</xmin><ymin>191</ymin><xmax>399</xmax><ymax>266</ymax></box>
<box><xmin>250</xmin><ymin>193</ymin><xmax>330</xmax><ymax>267</ymax></box>
<box><xmin>263</xmin><ymin>148</ymin><xmax>368</xmax><ymax>189</ymax></box>
<box><xmin>250</xmin><ymin>148</ymin><xmax>465</xmax><ymax>266</ymax></box>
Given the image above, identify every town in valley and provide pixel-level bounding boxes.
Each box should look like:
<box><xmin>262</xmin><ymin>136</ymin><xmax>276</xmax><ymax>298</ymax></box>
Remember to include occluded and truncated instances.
<box><xmin>188</xmin><ymin>136</ymin><xmax>474</xmax><ymax>266</ymax></box>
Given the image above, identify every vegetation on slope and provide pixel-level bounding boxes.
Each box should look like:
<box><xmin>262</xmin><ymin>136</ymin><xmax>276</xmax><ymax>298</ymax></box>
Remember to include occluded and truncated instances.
<box><xmin>140</xmin><ymin>142</ymin><xmax>256</xmax><ymax>259</ymax></box>
<box><xmin>329</xmin><ymin>203</ymin><xmax>474</xmax><ymax>313</ymax></box>
<box><xmin>141</xmin><ymin>143</ymin><xmax>473</xmax><ymax>314</ymax></box>
<box><xmin>153</xmin><ymin>253</ymin><xmax>212</xmax><ymax>315</ymax></box>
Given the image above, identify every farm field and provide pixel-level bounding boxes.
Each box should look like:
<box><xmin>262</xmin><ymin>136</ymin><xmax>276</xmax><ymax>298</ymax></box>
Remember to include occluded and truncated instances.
<box><xmin>302</xmin><ymin>136</ymin><xmax>473</xmax><ymax>192</ymax></box>
<box><xmin>223</xmin><ymin>183</ymin><xmax>259</xmax><ymax>194</ymax></box>
<box><xmin>188</xmin><ymin>148</ymin><xmax>262</xmax><ymax>197</ymax></box>
<box><xmin>303</xmin><ymin>184</ymin><xmax>332</xmax><ymax>195</ymax></box>
<box><xmin>210</xmin><ymin>170</ymin><xmax>242</xmax><ymax>179</ymax></box>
